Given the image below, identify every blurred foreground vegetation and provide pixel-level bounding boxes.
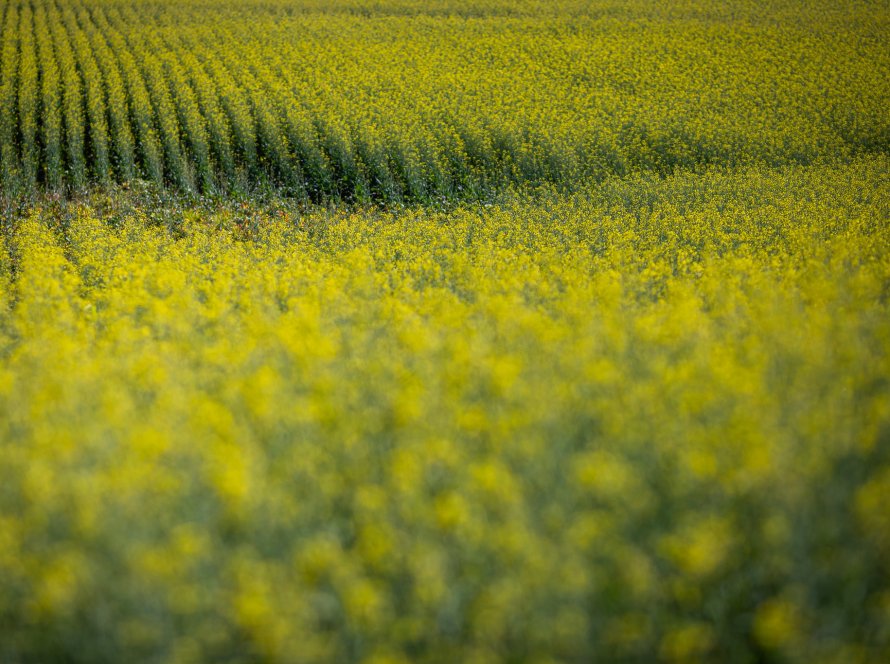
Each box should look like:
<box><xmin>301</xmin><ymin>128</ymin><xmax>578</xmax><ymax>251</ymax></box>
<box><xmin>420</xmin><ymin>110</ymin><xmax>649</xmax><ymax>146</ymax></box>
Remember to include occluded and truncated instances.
<box><xmin>1</xmin><ymin>157</ymin><xmax>888</xmax><ymax>662</ymax></box>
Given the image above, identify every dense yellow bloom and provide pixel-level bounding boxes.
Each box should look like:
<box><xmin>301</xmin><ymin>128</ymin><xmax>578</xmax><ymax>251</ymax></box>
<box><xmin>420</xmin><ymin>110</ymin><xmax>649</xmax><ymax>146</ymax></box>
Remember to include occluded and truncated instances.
<box><xmin>0</xmin><ymin>158</ymin><xmax>888</xmax><ymax>661</ymax></box>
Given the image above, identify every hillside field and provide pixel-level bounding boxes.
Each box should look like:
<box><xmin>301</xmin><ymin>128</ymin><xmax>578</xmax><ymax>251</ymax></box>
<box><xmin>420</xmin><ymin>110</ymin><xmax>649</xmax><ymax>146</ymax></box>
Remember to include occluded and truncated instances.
<box><xmin>1</xmin><ymin>1</ymin><xmax>889</xmax><ymax>663</ymax></box>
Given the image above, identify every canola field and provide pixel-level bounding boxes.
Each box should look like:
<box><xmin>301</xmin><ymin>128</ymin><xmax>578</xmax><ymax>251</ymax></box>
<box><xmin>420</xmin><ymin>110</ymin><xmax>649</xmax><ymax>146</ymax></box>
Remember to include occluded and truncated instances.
<box><xmin>0</xmin><ymin>0</ymin><xmax>888</xmax><ymax>199</ymax></box>
<box><xmin>1</xmin><ymin>0</ymin><xmax>889</xmax><ymax>663</ymax></box>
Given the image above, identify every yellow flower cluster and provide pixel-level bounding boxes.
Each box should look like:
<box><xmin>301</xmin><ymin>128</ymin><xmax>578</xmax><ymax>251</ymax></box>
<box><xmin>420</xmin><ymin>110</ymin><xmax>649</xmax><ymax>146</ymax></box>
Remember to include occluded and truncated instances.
<box><xmin>0</xmin><ymin>0</ymin><xmax>887</xmax><ymax>198</ymax></box>
<box><xmin>0</xmin><ymin>156</ymin><xmax>888</xmax><ymax>661</ymax></box>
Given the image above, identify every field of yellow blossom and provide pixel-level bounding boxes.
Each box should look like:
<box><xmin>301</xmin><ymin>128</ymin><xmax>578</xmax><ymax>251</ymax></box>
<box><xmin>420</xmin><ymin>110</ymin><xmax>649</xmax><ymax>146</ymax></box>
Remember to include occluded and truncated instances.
<box><xmin>1</xmin><ymin>0</ymin><xmax>889</xmax><ymax>662</ymax></box>
<box><xmin>1</xmin><ymin>157</ymin><xmax>889</xmax><ymax>662</ymax></box>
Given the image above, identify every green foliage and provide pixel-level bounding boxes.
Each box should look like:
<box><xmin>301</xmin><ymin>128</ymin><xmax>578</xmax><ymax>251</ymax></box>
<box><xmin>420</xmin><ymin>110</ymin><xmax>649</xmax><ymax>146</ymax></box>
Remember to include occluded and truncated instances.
<box><xmin>59</xmin><ymin>0</ymin><xmax>111</xmax><ymax>183</ymax></box>
<box><xmin>33</xmin><ymin>1</ymin><xmax>63</xmax><ymax>189</ymax></box>
<box><xmin>0</xmin><ymin>1</ymin><xmax>20</xmax><ymax>189</ymax></box>
<box><xmin>16</xmin><ymin>1</ymin><xmax>39</xmax><ymax>189</ymax></box>
<box><xmin>47</xmin><ymin>2</ymin><xmax>86</xmax><ymax>188</ymax></box>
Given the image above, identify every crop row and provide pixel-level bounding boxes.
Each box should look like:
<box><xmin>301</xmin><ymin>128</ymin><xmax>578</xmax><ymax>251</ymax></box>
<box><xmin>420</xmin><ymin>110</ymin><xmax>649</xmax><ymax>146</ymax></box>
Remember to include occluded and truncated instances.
<box><xmin>0</xmin><ymin>0</ymin><xmax>887</xmax><ymax>199</ymax></box>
